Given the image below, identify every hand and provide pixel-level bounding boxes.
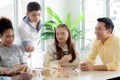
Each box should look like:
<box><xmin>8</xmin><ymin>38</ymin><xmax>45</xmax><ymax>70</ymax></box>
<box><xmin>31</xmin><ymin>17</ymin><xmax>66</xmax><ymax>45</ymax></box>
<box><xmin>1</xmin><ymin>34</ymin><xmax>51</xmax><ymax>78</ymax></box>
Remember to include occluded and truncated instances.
<box><xmin>12</xmin><ymin>73</ymin><xmax>32</xmax><ymax>80</ymax></box>
<box><xmin>13</xmin><ymin>64</ymin><xmax>29</xmax><ymax>73</ymax></box>
<box><xmin>24</xmin><ymin>44</ymin><xmax>34</xmax><ymax>52</ymax></box>
<box><xmin>0</xmin><ymin>68</ymin><xmax>11</xmax><ymax>75</ymax></box>
<box><xmin>80</xmin><ymin>62</ymin><xmax>94</xmax><ymax>71</ymax></box>
<box><xmin>59</xmin><ymin>54</ymin><xmax>72</xmax><ymax>64</ymax></box>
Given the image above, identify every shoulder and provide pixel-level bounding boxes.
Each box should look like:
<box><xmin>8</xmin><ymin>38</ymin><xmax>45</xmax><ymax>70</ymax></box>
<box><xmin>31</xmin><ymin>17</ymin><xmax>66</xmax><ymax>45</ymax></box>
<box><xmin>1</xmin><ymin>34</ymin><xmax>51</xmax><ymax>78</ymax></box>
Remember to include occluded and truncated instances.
<box><xmin>19</xmin><ymin>20</ymin><xmax>30</xmax><ymax>31</ymax></box>
<box><xmin>112</xmin><ymin>34</ymin><xmax>120</xmax><ymax>41</ymax></box>
<box><xmin>112</xmin><ymin>34</ymin><xmax>120</xmax><ymax>45</ymax></box>
<box><xmin>19</xmin><ymin>20</ymin><xmax>27</xmax><ymax>28</ymax></box>
<box><xmin>12</xmin><ymin>44</ymin><xmax>24</xmax><ymax>51</ymax></box>
<box><xmin>71</xmin><ymin>41</ymin><xmax>77</xmax><ymax>47</ymax></box>
<box><xmin>47</xmin><ymin>42</ymin><xmax>56</xmax><ymax>52</ymax></box>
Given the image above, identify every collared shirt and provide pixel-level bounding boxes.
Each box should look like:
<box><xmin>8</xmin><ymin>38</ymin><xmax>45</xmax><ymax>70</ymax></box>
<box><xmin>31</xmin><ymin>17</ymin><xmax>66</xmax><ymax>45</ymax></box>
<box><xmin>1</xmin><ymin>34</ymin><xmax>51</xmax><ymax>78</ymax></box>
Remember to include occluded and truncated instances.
<box><xmin>86</xmin><ymin>34</ymin><xmax>120</xmax><ymax>71</ymax></box>
<box><xmin>0</xmin><ymin>44</ymin><xmax>24</xmax><ymax>68</ymax></box>
<box><xmin>44</xmin><ymin>42</ymin><xmax>80</xmax><ymax>67</ymax></box>
<box><xmin>19</xmin><ymin>16</ymin><xmax>43</xmax><ymax>68</ymax></box>
<box><xmin>19</xmin><ymin>16</ymin><xmax>42</xmax><ymax>49</ymax></box>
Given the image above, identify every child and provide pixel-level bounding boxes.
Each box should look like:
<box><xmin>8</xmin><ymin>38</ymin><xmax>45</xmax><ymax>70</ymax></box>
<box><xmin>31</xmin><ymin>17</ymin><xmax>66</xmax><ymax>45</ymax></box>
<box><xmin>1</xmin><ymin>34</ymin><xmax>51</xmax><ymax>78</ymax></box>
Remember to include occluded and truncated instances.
<box><xmin>44</xmin><ymin>24</ymin><xmax>80</xmax><ymax>67</ymax></box>
<box><xmin>0</xmin><ymin>17</ymin><xmax>31</xmax><ymax>80</ymax></box>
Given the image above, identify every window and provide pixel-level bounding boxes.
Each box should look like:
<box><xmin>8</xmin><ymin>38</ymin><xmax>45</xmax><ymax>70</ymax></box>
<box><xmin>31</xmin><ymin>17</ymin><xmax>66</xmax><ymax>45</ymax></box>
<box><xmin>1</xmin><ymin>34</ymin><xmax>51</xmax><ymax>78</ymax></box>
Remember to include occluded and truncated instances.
<box><xmin>0</xmin><ymin>0</ymin><xmax>14</xmax><ymax>26</ymax></box>
<box><xmin>81</xmin><ymin>0</ymin><xmax>106</xmax><ymax>50</ymax></box>
<box><xmin>110</xmin><ymin>0</ymin><xmax>120</xmax><ymax>36</ymax></box>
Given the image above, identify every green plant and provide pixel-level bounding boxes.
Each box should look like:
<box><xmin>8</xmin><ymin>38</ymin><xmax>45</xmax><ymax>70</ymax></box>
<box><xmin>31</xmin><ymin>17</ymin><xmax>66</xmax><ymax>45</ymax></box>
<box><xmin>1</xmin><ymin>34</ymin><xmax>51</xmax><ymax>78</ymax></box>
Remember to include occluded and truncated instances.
<box><xmin>40</xmin><ymin>7</ymin><xmax>85</xmax><ymax>41</ymax></box>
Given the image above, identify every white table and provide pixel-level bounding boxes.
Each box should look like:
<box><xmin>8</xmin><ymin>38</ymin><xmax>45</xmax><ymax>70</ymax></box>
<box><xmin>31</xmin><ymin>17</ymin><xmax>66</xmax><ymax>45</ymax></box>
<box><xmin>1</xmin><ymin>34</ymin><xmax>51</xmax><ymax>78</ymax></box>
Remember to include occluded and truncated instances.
<box><xmin>33</xmin><ymin>67</ymin><xmax>120</xmax><ymax>80</ymax></box>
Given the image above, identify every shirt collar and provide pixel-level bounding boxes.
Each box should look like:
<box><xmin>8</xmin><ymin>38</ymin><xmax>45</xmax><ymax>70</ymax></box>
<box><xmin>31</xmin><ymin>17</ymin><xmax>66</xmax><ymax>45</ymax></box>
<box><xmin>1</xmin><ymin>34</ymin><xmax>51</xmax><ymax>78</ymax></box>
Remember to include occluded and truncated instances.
<box><xmin>58</xmin><ymin>43</ymin><xmax>68</xmax><ymax>51</ymax></box>
<box><xmin>23</xmin><ymin>16</ymin><xmax>42</xmax><ymax>32</ymax></box>
<box><xmin>98</xmin><ymin>34</ymin><xmax>114</xmax><ymax>46</ymax></box>
<box><xmin>0</xmin><ymin>44</ymin><xmax>13</xmax><ymax>48</ymax></box>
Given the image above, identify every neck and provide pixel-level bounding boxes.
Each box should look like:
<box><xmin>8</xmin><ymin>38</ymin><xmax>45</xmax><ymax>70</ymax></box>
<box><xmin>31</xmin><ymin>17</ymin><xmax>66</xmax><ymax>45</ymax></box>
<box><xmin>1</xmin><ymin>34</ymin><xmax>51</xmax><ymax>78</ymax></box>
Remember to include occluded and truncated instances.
<box><xmin>1</xmin><ymin>43</ymin><xmax>11</xmax><ymax>47</ymax></box>
<box><xmin>33</xmin><ymin>22</ymin><xmax>38</xmax><ymax>29</ymax></box>
<box><xmin>101</xmin><ymin>35</ymin><xmax>110</xmax><ymax>44</ymax></box>
<box><xmin>59</xmin><ymin>43</ymin><xmax>66</xmax><ymax>47</ymax></box>
<box><xmin>1</xmin><ymin>44</ymin><xmax>10</xmax><ymax>47</ymax></box>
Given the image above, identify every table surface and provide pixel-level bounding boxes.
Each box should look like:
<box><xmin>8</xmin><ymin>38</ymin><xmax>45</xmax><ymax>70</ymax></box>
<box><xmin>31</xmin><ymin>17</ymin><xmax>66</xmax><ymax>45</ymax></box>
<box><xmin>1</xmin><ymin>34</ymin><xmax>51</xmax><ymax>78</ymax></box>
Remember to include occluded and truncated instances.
<box><xmin>32</xmin><ymin>67</ymin><xmax>120</xmax><ymax>80</ymax></box>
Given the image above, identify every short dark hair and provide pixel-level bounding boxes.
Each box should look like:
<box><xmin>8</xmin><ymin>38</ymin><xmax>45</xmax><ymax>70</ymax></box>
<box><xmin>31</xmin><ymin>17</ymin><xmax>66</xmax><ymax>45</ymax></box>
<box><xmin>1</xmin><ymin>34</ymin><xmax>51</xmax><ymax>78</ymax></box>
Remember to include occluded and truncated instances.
<box><xmin>0</xmin><ymin>17</ymin><xmax>13</xmax><ymax>35</ymax></box>
<box><xmin>97</xmin><ymin>17</ymin><xmax>114</xmax><ymax>33</ymax></box>
<box><xmin>27</xmin><ymin>2</ymin><xmax>41</xmax><ymax>12</ymax></box>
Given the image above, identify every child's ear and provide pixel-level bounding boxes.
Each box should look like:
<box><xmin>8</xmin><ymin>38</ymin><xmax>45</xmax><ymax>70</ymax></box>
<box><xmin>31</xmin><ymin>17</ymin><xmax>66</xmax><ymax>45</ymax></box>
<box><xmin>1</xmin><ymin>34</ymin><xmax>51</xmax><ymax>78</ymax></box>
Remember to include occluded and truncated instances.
<box><xmin>26</xmin><ymin>12</ymin><xmax>29</xmax><ymax>16</ymax></box>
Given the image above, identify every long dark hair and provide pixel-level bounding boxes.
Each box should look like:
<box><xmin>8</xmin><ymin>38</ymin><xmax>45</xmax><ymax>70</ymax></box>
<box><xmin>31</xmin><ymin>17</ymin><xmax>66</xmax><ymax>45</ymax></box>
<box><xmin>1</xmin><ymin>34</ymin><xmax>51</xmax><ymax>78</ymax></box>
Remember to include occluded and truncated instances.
<box><xmin>54</xmin><ymin>24</ymin><xmax>76</xmax><ymax>62</ymax></box>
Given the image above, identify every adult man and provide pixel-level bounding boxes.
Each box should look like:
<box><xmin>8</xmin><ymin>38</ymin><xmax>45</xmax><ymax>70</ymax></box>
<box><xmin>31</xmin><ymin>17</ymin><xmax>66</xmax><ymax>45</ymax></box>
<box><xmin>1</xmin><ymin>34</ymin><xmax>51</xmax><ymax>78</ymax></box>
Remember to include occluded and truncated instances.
<box><xmin>80</xmin><ymin>17</ymin><xmax>120</xmax><ymax>71</ymax></box>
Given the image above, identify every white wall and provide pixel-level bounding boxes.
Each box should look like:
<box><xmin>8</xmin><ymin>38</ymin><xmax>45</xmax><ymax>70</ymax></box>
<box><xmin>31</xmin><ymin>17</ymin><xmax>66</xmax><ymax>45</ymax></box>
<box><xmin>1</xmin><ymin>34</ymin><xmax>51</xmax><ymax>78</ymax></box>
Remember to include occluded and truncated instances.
<box><xmin>44</xmin><ymin>0</ymin><xmax>81</xmax><ymax>25</ymax></box>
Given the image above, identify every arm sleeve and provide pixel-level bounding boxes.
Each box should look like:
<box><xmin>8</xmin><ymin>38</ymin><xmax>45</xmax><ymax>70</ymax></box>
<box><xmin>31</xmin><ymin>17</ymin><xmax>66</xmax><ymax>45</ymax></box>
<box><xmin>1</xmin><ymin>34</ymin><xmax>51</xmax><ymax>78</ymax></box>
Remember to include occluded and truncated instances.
<box><xmin>19</xmin><ymin>26</ymin><xmax>31</xmax><ymax>47</ymax></box>
<box><xmin>15</xmin><ymin>46</ymin><xmax>25</xmax><ymax>64</ymax></box>
<box><xmin>106</xmin><ymin>38</ymin><xmax>120</xmax><ymax>71</ymax></box>
<box><xmin>84</xmin><ymin>40</ymin><xmax>98</xmax><ymax>64</ymax></box>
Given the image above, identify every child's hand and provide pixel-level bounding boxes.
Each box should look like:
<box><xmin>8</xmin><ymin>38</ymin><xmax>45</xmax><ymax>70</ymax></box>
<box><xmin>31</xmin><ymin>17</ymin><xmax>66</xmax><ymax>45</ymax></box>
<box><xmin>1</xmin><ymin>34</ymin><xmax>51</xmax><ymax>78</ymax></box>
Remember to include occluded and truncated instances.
<box><xmin>0</xmin><ymin>68</ymin><xmax>11</xmax><ymax>75</ymax></box>
<box><xmin>12</xmin><ymin>72</ymin><xmax>32</xmax><ymax>80</ymax></box>
<box><xmin>59</xmin><ymin>54</ymin><xmax>72</xmax><ymax>64</ymax></box>
<box><xmin>24</xmin><ymin>44</ymin><xmax>34</xmax><ymax>52</ymax></box>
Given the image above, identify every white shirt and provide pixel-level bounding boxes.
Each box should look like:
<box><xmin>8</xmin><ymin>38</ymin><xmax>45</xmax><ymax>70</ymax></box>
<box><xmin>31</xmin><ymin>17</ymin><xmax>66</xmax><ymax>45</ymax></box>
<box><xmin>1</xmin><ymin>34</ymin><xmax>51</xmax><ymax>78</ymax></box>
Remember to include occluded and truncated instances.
<box><xmin>19</xmin><ymin>16</ymin><xmax>42</xmax><ymax>68</ymax></box>
<box><xmin>19</xmin><ymin>17</ymin><xmax>41</xmax><ymax>49</ymax></box>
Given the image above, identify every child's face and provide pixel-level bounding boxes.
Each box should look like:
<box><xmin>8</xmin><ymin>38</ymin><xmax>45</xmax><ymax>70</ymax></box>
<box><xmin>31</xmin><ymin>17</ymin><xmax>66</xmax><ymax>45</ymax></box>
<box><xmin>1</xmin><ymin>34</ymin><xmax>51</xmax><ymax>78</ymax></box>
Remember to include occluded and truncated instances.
<box><xmin>27</xmin><ymin>10</ymin><xmax>41</xmax><ymax>23</ymax></box>
<box><xmin>56</xmin><ymin>27</ymin><xmax>69</xmax><ymax>44</ymax></box>
<box><xmin>0</xmin><ymin>29</ymin><xmax>14</xmax><ymax>47</ymax></box>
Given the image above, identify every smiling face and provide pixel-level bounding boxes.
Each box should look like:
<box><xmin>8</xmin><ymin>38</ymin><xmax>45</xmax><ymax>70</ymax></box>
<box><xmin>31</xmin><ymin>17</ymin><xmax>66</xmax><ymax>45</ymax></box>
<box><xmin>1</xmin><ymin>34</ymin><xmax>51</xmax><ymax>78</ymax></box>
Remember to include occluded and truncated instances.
<box><xmin>95</xmin><ymin>22</ymin><xmax>112</xmax><ymax>41</ymax></box>
<box><xmin>56</xmin><ymin>27</ymin><xmax>69</xmax><ymax>45</ymax></box>
<box><xmin>27</xmin><ymin>10</ymin><xmax>41</xmax><ymax>23</ymax></box>
<box><xmin>0</xmin><ymin>29</ymin><xmax>14</xmax><ymax>47</ymax></box>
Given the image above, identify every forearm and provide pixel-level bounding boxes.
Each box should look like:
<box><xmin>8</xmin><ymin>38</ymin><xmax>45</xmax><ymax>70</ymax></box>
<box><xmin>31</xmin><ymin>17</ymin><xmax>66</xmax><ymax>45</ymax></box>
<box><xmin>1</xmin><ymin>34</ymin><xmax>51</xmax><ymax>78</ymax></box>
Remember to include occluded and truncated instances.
<box><xmin>12</xmin><ymin>73</ymin><xmax>32</xmax><ymax>80</ymax></box>
<box><xmin>93</xmin><ymin>65</ymin><xmax>107</xmax><ymax>71</ymax></box>
<box><xmin>59</xmin><ymin>58</ymin><xmax>80</xmax><ymax>67</ymax></box>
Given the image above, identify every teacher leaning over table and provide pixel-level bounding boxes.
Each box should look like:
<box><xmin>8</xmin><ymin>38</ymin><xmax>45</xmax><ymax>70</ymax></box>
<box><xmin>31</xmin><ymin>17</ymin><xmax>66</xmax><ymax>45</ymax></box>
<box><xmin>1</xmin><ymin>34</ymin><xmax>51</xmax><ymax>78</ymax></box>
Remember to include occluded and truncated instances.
<box><xmin>80</xmin><ymin>17</ymin><xmax>120</xmax><ymax>71</ymax></box>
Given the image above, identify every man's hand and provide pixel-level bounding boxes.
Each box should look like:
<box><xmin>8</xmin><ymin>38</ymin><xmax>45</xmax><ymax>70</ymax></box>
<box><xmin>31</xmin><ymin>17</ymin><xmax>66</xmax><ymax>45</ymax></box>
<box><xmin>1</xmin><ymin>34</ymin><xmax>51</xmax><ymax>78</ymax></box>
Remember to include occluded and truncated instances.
<box><xmin>80</xmin><ymin>62</ymin><xmax>94</xmax><ymax>71</ymax></box>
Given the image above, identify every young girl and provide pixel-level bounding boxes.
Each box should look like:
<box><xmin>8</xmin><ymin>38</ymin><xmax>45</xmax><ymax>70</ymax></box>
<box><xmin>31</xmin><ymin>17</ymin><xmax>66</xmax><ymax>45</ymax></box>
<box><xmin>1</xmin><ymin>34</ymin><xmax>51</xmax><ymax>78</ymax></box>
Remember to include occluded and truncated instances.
<box><xmin>0</xmin><ymin>17</ymin><xmax>31</xmax><ymax>80</ymax></box>
<box><xmin>44</xmin><ymin>24</ymin><xmax>80</xmax><ymax>67</ymax></box>
<box><xmin>0</xmin><ymin>17</ymin><xmax>24</xmax><ymax>68</ymax></box>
